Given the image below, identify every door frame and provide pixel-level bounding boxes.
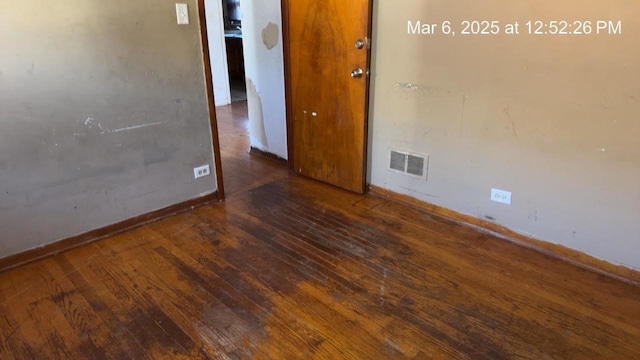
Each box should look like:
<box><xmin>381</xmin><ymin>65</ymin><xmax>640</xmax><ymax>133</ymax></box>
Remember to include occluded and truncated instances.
<box><xmin>198</xmin><ymin>0</ymin><xmax>226</xmax><ymax>199</ymax></box>
<box><xmin>198</xmin><ymin>0</ymin><xmax>374</xmax><ymax>198</ymax></box>
<box><xmin>280</xmin><ymin>0</ymin><xmax>374</xmax><ymax>193</ymax></box>
<box><xmin>280</xmin><ymin>0</ymin><xmax>295</xmax><ymax>172</ymax></box>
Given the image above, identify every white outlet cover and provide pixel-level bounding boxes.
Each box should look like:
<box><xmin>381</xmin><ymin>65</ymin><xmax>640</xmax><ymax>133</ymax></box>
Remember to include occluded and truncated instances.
<box><xmin>194</xmin><ymin>164</ymin><xmax>211</xmax><ymax>179</ymax></box>
<box><xmin>491</xmin><ymin>188</ymin><xmax>512</xmax><ymax>205</ymax></box>
<box><xmin>176</xmin><ymin>3</ymin><xmax>189</xmax><ymax>25</ymax></box>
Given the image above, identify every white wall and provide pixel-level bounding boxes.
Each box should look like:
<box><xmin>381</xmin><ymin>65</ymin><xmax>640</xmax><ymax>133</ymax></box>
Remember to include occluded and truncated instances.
<box><xmin>205</xmin><ymin>0</ymin><xmax>231</xmax><ymax>106</ymax></box>
<box><xmin>241</xmin><ymin>0</ymin><xmax>287</xmax><ymax>159</ymax></box>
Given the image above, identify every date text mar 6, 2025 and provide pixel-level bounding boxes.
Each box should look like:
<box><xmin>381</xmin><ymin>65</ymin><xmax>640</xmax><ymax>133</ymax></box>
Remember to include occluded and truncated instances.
<box><xmin>407</xmin><ymin>20</ymin><xmax>623</xmax><ymax>36</ymax></box>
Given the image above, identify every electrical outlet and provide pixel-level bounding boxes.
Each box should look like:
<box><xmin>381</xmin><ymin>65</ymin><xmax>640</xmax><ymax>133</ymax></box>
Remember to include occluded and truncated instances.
<box><xmin>491</xmin><ymin>188</ymin><xmax>512</xmax><ymax>205</ymax></box>
<box><xmin>194</xmin><ymin>164</ymin><xmax>211</xmax><ymax>179</ymax></box>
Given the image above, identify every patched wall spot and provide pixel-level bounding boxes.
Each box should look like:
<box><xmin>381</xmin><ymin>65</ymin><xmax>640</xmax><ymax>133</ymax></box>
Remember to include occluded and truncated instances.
<box><xmin>246</xmin><ymin>77</ymin><xmax>269</xmax><ymax>149</ymax></box>
<box><xmin>261</xmin><ymin>22</ymin><xmax>279</xmax><ymax>50</ymax></box>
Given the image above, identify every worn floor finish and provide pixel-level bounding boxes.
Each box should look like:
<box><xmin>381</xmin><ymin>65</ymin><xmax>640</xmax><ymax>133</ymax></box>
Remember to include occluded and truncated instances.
<box><xmin>1</xmin><ymin>103</ymin><xmax>639</xmax><ymax>359</ymax></box>
<box><xmin>215</xmin><ymin>102</ymin><xmax>287</xmax><ymax>198</ymax></box>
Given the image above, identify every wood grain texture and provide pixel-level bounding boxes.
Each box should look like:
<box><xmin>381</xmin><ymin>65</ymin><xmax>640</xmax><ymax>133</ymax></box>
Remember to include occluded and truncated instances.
<box><xmin>216</xmin><ymin>102</ymin><xmax>288</xmax><ymax>198</ymax></box>
<box><xmin>369</xmin><ymin>185</ymin><xmax>640</xmax><ymax>288</ymax></box>
<box><xmin>1</xmin><ymin>103</ymin><xmax>639</xmax><ymax>359</ymax></box>
<box><xmin>0</xmin><ymin>191</ymin><xmax>218</xmax><ymax>274</ymax></box>
<box><xmin>285</xmin><ymin>0</ymin><xmax>372</xmax><ymax>193</ymax></box>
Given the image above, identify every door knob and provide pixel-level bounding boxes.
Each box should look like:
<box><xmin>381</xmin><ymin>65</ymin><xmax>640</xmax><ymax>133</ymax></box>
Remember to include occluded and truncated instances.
<box><xmin>355</xmin><ymin>39</ymin><xmax>365</xmax><ymax>49</ymax></box>
<box><xmin>351</xmin><ymin>67</ymin><xmax>364</xmax><ymax>78</ymax></box>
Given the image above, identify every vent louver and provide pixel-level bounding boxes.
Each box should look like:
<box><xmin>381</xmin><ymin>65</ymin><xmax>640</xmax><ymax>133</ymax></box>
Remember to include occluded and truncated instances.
<box><xmin>407</xmin><ymin>155</ymin><xmax>425</xmax><ymax>177</ymax></box>
<box><xmin>389</xmin><ymin>151</ymin><xmax>408</xmax><ymax>172</ymax></box>
<box><xmin>388</xmin><ymin>149</ymin><xmax>428</xmax><ymax>181</ymax></box>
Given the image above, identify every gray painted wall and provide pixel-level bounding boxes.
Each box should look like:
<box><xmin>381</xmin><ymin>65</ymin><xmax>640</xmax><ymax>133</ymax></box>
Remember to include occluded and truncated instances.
<box><xmin>369</xmin><ymin>1</ymin><xmax>640</xmax><ymax>269</ymax></box>
<box><xmin>0</xmin><ymin>0</ymin><xmax>217</xmax><ymax>257</ymax></box>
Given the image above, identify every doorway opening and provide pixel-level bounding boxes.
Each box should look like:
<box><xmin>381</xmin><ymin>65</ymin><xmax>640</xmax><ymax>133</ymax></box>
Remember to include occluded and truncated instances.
<box><xmin>203</xmin><ymin>0</ymin><xmax>289</xmax><ymax>198</ymax></box>
<box><xmin>201</xmin><ymin>0</ymin><xmax>373</xmax><ymax>198</ymax></box>
<box><xmin>222</xmin><ymin>0</ymin><xmax>247</xmax><ymax>103</ymax></box>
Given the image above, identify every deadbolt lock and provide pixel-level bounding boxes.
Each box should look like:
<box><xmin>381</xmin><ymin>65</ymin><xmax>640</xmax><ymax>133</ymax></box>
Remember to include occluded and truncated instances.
<box><xmin>355</xmin><ymin>39</ymin><xmax>365</xmax><ymax>49</ymax></box>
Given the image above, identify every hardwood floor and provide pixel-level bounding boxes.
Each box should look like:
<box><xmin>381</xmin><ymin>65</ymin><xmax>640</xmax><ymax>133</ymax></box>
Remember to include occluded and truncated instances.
<box><xmin>1</xmin><ymin>102</ymin><xmax>639</xmax><ymax>359</ymax></box>
<box><xmin>215</xmin><ymin>102</ymin><xmax>287</xmax><ymax>198</ymax></box>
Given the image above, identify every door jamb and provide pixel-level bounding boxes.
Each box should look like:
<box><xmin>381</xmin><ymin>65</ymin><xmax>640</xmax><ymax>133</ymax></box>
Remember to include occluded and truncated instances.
<box><xmin>198</xmin><ymin>0</ymin><xmax>226</xmax><ymax>199</ymax></box>
<box><xmin>362</xmin><ymin>0</ymin><xmax>375</xmax><ymax>193</ymax></box>
<box><xmin>281</xmin><ymin>0</ymin><xmax>295</xmax><ymax>172</ymax></box>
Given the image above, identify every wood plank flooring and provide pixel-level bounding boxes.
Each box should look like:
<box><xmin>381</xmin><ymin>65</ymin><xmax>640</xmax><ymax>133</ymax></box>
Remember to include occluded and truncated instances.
<box><xmin>215</xmin><ymin>102</ymin><xmax>287</xmax><ymax>198</ymax></box>
<box><xmin>0</xmin><ymin>102</ymin><xmax>639</xmax><ymax>359</ymax></box>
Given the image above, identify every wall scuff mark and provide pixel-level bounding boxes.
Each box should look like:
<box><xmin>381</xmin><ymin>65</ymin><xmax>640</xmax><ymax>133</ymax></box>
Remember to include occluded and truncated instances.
<box><xmin>394</xmin><ymin>82</ymin><xmax>419</xmax><ymax>91</ymax></box>
<box><xmin>110</xmin><ymin>122</ymin><xmax>167</xmax><ymax>134</ymax></box>
<box><xmin>84</xmin><ymin>116</ymin><xmax>109</xmax><ymax>134</ymax></box>
<box><xmin>78</xmin><ymin>117</ymin><xmax>166</xmax><ymax>136</ymax></box>
<box><xmin>502</xmin><ymin>107</ymin><xmax>520</xmax><ymax>143</ymax></box>
<box><xmin>459</xmin><ymin>94</ymin><xmax>467</xmax><ymax>140</ymax></box>
<box><xmin>392</xmin><ymin>83</ymin><xmax>451</xmax><ymax>99</ymax></box>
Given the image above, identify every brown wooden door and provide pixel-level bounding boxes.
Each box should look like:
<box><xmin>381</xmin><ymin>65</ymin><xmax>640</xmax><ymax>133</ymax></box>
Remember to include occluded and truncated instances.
<box><xmin>283</xmin><ymin>0</ymin><xmax>373</xmax><ymax>194</ymax></box>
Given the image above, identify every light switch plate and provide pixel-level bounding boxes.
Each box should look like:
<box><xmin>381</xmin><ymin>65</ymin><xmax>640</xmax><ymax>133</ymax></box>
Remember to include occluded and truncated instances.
<box><xmin>176</xmin><ymin>3</ymin><xmax>189</xmax><ymax>25</ymax></box>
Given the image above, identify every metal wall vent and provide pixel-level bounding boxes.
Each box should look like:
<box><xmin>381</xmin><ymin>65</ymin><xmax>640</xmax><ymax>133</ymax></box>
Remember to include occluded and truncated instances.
<box><xmin>407</xmin><ymin>155</ymin><xmax>425</xmax><ymax>177</ymax></box>
<box><xmin>388</xmin><ymin>149</ymin><xmax>429</xmax><ymax>180</ymax></box>
<box><xmin>389</xmin><ymin>151</ymin><xmax>407</xmax><ymax>172</ymax></box>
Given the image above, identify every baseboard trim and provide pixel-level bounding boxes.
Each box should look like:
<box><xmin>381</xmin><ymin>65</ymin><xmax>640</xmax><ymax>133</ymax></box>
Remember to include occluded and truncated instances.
<box><xmin>368</xmin><ymin>185</ymin><xmax>640</xmax><ymax>288</ymax></box>
<box><xmin>0</xmin><ymin>191</ymin><xmax>220</xmax><ymax>273</ymax></box>
<box><xmin>249</xmin><ymin>147</ymin><xmax>287</xmax><ymax>164</ymax></box>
